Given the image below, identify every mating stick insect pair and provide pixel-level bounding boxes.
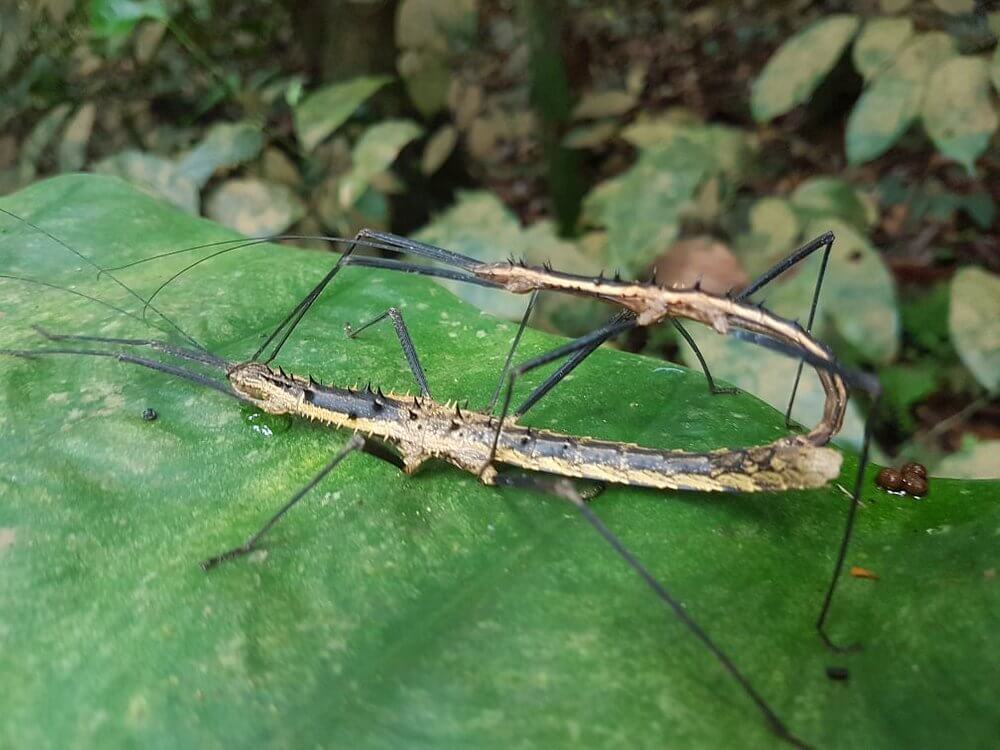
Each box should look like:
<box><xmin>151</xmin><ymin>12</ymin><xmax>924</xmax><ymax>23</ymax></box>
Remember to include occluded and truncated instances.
<box><xmin>1</xmin><ymin>204</ymin><xmax>882</xmax><ymax>749</ymax></box>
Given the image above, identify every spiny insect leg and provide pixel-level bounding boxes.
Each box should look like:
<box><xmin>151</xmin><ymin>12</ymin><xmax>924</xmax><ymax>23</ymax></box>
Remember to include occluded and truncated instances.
<box><xmin>344</xmin><ymin>307</ymin><xmax>431</xmax><ymax>397</ymax></box>
<box><xmin>201</xmin><ymin>435</ymin><xmax>366</xmax><ymax>571</ymax></box>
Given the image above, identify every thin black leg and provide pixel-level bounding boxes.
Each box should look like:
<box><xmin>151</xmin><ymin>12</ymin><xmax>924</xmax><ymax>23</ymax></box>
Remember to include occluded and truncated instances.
<box><xmin>201</xmin><ymin>435</ymin><xmax>365</xmax><ymax>570</ymax></box>
<box><xmin>736</xmin><ymin>232</ymin><xmax>835</xmax><ymax>427</ymax></box>
<box><xmin>344</xmin><ymin>307</ymin><xmax>431</xmax><ymax>398</ymax></box>
<box><xmin>481</xmin><ymin>318</ymin><xmax>638</xmax><ymax>476</ymax></box>
<box><xmin>514</xmin><ymin>310</ymin><xmax>634</xmax><ymax>418</ymax></box>
<box><xmin>815</xmin><ymin>397</ymin><xmax>878</xmax><ymax>652</ymax></box>
<box><xmin>671</xmin><ymin>319</ymin><xmax>739</xmax><ymax>395</ymax></box>
<box><xmin>488</xmin><ymin>290</ymin><xmax>540</xmax><ymax>414</ymax></box>
<box><xmin>31</xmin><ymin>326</ymin><xmax>228</xmax><ymax>369</ymax></box>
<box><xmin>492</xmin><ymin>472</ymin><xmax>811</xmax><ymax>749</ymax></box>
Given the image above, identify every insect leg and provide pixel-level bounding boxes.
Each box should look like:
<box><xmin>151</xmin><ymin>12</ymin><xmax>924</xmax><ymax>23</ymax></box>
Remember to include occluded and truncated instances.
<box><xmin>201</xmin><ymin>434</ymin><xmax>366</xmax><ymax>571</ymax></box>
<box><xmin>737</xmin><ymin>232</ymin><xmax>835</xmax><ymax>427</ymax></box>
<box><xmin>30</xmin><ymin>326</ymin><xmax>228</xmax><ymax>369</ymax></box>
<box><xmin>514</xmin><ymin>310</ymin><xmax>634</xmax><ymax>418</ymax></box>
<box><xmin>492</xmin><ymin>472</ymin><xmax>811</xmax><ymax>749</ymax></box>
<box><xmin>482</xmin><ymin>317</ymin><xmax>638</xmax><ymax>475</ymax></box>
<box><xmin>487</xmin><ymin>290</ymin><xmax>540</xmax><ymax>413</ymax></box>
<box><xmin>344</xmin><ymin>307</ymin><xmax>431</xmax><ymax>397</ymax></box>
<box><xmin>671</xmin><ymin>320</ymin><xmax>739</xmax><ymax>395</ymax></box>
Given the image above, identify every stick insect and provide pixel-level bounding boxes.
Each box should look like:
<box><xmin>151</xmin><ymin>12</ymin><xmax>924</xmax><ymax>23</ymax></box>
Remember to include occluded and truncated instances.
<box><xmin>0</xmin><ymin>206</ymin><xmax>868</xmax><ymax>748</ymax></box>
<box><xmin>107</xmin><ymin>224</ymin><xmax>881</xmax><ymax>657</ymax></box>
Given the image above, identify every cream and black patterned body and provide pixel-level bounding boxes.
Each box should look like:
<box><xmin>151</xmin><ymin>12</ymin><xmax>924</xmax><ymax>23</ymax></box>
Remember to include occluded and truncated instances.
<box><xmin>229</xmin><ymin>363</ymin><xmax>842</xmax><ymax>493</ymax></box>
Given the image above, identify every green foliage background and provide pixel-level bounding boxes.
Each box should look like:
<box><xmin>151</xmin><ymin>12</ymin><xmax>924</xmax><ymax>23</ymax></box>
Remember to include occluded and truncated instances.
<box><xmin>0</xmin><ymin>174</ymin><xmax>997</xmax><ymax>749</ymax></box>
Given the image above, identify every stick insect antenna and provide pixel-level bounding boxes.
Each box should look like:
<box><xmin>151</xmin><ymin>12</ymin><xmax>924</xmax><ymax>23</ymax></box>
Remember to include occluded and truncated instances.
<box><xmin>0</xmin><ymin>208</ymin><xmax>205</xmax><ymax>352</ymax></box>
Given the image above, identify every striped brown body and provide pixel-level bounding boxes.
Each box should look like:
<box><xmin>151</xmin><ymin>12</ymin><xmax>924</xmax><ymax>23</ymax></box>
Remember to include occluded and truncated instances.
<box><xmin>229</xmin><ymin>363</ymin><xmax>842</xmax><ymax>493</ymax></box>
<box><xmin>471</xmin><ymin>263</ymin><xmax>849</xmax><ymax>447</ymax></box>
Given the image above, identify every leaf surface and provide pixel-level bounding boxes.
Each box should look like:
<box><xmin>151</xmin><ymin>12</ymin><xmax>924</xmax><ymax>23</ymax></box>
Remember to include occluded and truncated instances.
<box><xmin>1</xmin><ymin>174</ymin><xmax>997</xmax><ymax>749</ymax></box>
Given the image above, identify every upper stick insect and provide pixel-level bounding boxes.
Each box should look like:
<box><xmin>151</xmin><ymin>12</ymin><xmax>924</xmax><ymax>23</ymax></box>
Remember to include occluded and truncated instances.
<box><xmin>0</xmin><ymin>210</ymin><xmax>861</xmax><ymax>748</ymax></box>
<box><xmin>108</xmin><ymin>223</ymin><xmax>881</xmax><ymax>653</ymax></box>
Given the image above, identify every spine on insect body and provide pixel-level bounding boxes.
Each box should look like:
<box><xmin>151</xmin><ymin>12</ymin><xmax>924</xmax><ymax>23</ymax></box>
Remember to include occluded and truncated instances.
<box><xmin>229</xmin><ymin>363</ymin><xmax>843</xmax><ymax>494</ymax></box>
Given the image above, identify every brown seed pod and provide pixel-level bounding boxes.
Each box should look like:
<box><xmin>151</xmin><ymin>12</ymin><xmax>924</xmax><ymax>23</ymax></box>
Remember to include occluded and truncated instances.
<box><xmin>901</xmin><ymin>461</ymin><xmax>927</xmax><ymax>479</ymax></box>
<box><xmin>875</xmin><ymin>467</ymin><xmax>902</xmax><ymax>492</ymax></box>
<box><xmin>901</xmin><ymin>473</ymin><xmax>928</xmax><ymax>497</ymax></box>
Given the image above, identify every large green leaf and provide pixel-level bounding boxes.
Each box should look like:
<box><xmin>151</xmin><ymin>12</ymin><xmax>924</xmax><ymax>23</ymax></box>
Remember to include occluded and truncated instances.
<box><xmin>751</xmin><ymin>15</ymin><xmax>861</xmax><ymax>122</ymax></box>
<box><xmin>1</xmin><ymin>175</ymin><xmax>997</xmax><ymax>748</ymax></box>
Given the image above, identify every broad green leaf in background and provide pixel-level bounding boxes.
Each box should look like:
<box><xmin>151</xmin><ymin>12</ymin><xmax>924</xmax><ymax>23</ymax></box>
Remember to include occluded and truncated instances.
<box><xmin>93</xmin><ymin>150</ymin><xmax>199</xmax><ymax>213</ymax></box>
<box><xmin>17</xmin><ymin>104</ymin><xmax>72</xmax><ymax>183</ymax></box>
<box><xmin>751</xmin><ymin>15</ymin><xmax>860</xmax><ymax>122</ymax></box>
<box><xmin>204</xmin><ymin>178</ymin><xmax>305</xmax><ymax>236</ymax></box>
<box><xmin>845</xmin><ymin>32</ymin><xmax>957</xmax><ymax>164</ymax></box>
<box><xmin>89</xmin><ymin>0</ymin><xmax>168</xmax><ymax>42</ymax></box>
<box><xmin>937</xmin><ymin>439</ymin><xmax>1000</xmax><ymax>479</ymax></box>
<box><xmin>852</xmin><ymin>17</ymin><xmax>914</xmax><ymax>80</ymax></box>
<box><xmin>415</xmin><ymin>189</ymin><xmax>597</xmax><ymax>321</ymax></box>
<box><xmin>922</xmin><ymin>56</ymin><xmax>999</xmax><ymax>175</ymax></box>
<box><xmin>949</xmin><ymin>267</ymin><xmax>1000</xmax><ymax>392</ymax></box>
<box><xmin>581</xmin><ymin>144</ymin><xmax>707</xmax><ymax>274</ymax></box>
<box><xmin>56</xmin><ymin>103</ymin><xmax>97</xmax><ymax>173</ymax></box>
<box><xmin>737</xmin><ymin>197</ymin><xmax>800</xmax><ymax>279</ymax></box>
<box><xmin>339</xmin><ymin>119</ymin><xmax>423</xmax><ymax>206</ymax></box>
<box><xmin>992</xmin><ymin>45</ymin><xmax>1000</xmax><ymax>95</ymax></box>
<box><xmin>931</xmin><ymin>0</ymin><xmax>974</xmax><ymax>13</ymax></box>
<box><xmin>798</xmin><ymin>217</ymin><xmax>900</xmax><ymax>363</ymax></box>
<box><xmin>176</xmin><ymin>121</ymin><xmax>265</xmax><ymax>188</ymax></box>
<box><xmin>790</xmin><ymin>177</ymin><xmax>876</xmax><ymax>233</ymax></box>
<box><xmin>621</xmin><ymin>115</ymin><xmax>751</xmax><ymax>182</ymax></box>
<box><xmin>293</xmin><ymin>76</ymin><xmax>392</xmax><ymax>152</ymax></box>
<box><xmin>420</xmin><ymin>124</ymin><xmax>458</xmax><ymax>175</ymax></box>
<box><xmin>0</xmin><ymin>175</ymin><xmax>998</xmax><ymax>748</ymax></box>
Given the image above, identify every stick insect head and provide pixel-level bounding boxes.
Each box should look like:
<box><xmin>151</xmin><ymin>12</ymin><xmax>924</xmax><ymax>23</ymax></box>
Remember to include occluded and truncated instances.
<box><xmin>227</xmin><ymin>361</ymin><xmax>303</xmax><ymax>415</ymax></box>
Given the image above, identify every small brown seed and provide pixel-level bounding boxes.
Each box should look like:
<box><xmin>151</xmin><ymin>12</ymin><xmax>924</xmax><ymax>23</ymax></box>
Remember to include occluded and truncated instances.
<box><xmin>901</xmin><ymin>461</ymin><xmax>927</xmax><ymax>479</ymax></box>
<box><xmin>875</xmin><ymin>468</ymin><xmax>902</xmax><ymax>491</ymax></box>
<box><xmin>901</xmin><ymin>473</ymin><xmax>928</xmax><ymax>497</ymax></box>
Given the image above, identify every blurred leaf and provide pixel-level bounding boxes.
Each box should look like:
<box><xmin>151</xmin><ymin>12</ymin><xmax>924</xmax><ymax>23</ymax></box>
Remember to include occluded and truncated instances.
<box><xmin>572</xmin><ymin>90</ymin><xmax>637</xmax><ymax>120</ymax></box>
<box><xmin>877</xmin><ymin>363</ymin><xmax>941</xmax><ymax>434</ymax></box>
<box><xmin>132</xmin><ymin>19</ymin><xmax>166</xmax><ymax>63</ymax></box>
<box><xmin>751</xmin><ymin>15</ymin><xmax>860</xmax><ymax>123</ymax></box>
<box><xmin>931</xmin><ymin>0</ymin><xmax>974</xmax><ymax>13</ymax></box>
<box><xmin>768</xmin><ymin>218</ymin><xmax>900</xmax><ymax>364</ymax></box>
<box><xmin>949</xmin><ymin>267</ymin><xmax>1000</xmax><ymax>392</ymax></box>
<box><xmin>56</xmin><ymin>103</ymin><xmax>97</xmax><ymax>172</ymax></box>
<box><xmin>395</xmin><ymin>0</ymin><xmax>477</xmax><ymax>54</ymax></box>
<box><xmin>175</xmin><ymin>121</ymin><xmax>264</xmax><ymax>188</ymax></box>
<box><xmin>791</xmin><ymin>177</ymin><xmax>873</xmax><ymax>232</ymax></box>
<box><xmin>922</xmin><ymin>56</ymin><xmax>998</xmax><ymax>175</ymax></box>
<box><xmin>420</xmin><ymin>124</ymin><xmax>458</xmax><ymax>176</ymax></box>
<box><xmin>937</xmin><ymin>439</ymin><xmax>1000</xmax><ymax>479</ymax></box>
<box><xmin>845</xmin><ymin>32</ymin><xmax>957</xmax><ymax>164</ymax></box>
<box><xmin>17</xmin><ymin>104</ymin><xmax>72</xmax><ymax>182</ymax></box>
<box><xmin>738</xmin><ymin>197</ymin><xmax>801</xmax><ymax>278</ymax></box>
<box><xmin>397</xmin><ymin>49</ymin><xmax>450</xmax><ymax>117</ymax></box>
<box><xmin>339</xmin><ymin>119</ymin><xmax>422</xmax><ymax>207</ymax></box>
<box><xmin>959</xmin><ymin>191</ymin><xmax>995</xmax><ymax>230</ymax></box>
<box><xmin>880</xmin><ymin>0</ymin><xmax>913</xmax><ymax>11</ymax></box>
<box><xmin>622</xmin><ymin>116</ymin><xmax>750</xmax><ymax>181</ymax></box>
<box><xmin>582</xmin><ymin>144</ymin><xmax>707</xmax><ymax>275</ymax></box>
<box><xmin>293</xmin><ymin>76</ymin><xmax>392</xmax><ymax>152</ymax></box>
<box><xmin>900</xmin><ymin>282</ymin><xmax>953</xmax><ymax>358</ymax></box>
<box><xmin>0</xmin><ymin>3</ymin><xmax>31</xmax><ymax>77</ymax></box>
<box><xmin>852</xmin><ymin>17</ymin><xmax>914</xmax><ymax>80</ymax></box>
<box><xmin>562</xmin><ymin>120</ymin><xmax>619</xmax><ymax>150</ymax></box>
<box><xmin>654</xmin><ymin>237</ymin><xmax>748</xmax><ymax>294</ymax></box>
<box><xmin>89</xmin><ymin>0</ymin><xmax>168</xmax><ymax>42</ymax></box>
<box><xmin>93</xmin><ymin>150</ymin><xmax>199</xmax><ymax>214</ymax></box>
<box><xmin>992</xmin><ymin>46</ymin><xmax>1000</xmax><ymax>95</ymax></box>
<box><xmin>205</xmin><ymin>178</ymin><xmax>305</xmax><ymax>236</ymax></box>
<box><xmin>415</xmin><ymin>190</ymin><xmax>594</xmax><ymax>320</ymax></box>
